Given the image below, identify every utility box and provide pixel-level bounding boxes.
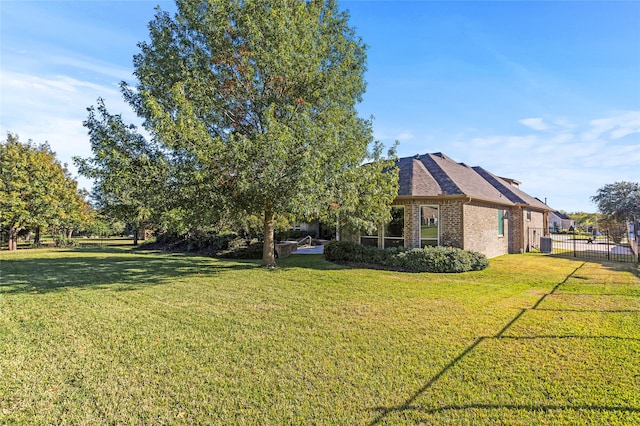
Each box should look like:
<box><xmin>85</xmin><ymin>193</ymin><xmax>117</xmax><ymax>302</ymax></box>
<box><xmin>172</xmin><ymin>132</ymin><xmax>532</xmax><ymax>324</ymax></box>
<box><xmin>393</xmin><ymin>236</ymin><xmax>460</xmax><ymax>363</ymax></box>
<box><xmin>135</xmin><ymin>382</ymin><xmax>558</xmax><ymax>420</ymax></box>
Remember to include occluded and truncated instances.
<box><xmin>540</xmin><ymin>236</ymin><xmax>552</xmax><ymax>253</ymax></box>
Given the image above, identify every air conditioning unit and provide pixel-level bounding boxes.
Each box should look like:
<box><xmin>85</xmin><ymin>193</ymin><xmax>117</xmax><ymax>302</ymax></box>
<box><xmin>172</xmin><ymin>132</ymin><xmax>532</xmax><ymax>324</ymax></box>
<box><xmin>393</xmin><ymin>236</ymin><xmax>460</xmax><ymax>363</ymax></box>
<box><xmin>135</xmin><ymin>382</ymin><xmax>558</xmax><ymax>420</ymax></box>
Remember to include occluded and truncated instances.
<box><xmin>540</xmin><ymin>236</ymin><xmax>552</xmax><ymax>253</ymax></box>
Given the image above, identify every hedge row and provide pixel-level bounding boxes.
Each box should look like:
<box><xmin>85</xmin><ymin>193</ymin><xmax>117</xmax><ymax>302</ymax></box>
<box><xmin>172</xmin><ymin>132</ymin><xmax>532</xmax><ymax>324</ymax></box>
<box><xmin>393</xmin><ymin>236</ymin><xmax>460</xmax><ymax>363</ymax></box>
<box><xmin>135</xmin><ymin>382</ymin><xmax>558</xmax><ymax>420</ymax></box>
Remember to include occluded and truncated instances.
<box><xmin>145</xmin><ymin>231</ymin><xmax>264</xmax><ymax>258</ymax></box>
<box><xmin>324</xmin><ymin>240</ymin><xmax>488</xmax><ymax>273</ymax></box>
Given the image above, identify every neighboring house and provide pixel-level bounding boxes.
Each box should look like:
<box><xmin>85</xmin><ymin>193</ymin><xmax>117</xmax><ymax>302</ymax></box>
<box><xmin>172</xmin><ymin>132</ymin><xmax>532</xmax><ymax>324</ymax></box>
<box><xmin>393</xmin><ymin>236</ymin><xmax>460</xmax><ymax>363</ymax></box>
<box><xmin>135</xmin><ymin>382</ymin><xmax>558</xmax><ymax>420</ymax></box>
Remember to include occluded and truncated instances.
<box><xmin>548</xmin><ymin>211</ymin><xmax>575</xmax><ymax>233</ymax></box>
<box><xmin>359</xmin><ymin>152</ymin><xmax>551</xmax><ymax>258</ymax></box>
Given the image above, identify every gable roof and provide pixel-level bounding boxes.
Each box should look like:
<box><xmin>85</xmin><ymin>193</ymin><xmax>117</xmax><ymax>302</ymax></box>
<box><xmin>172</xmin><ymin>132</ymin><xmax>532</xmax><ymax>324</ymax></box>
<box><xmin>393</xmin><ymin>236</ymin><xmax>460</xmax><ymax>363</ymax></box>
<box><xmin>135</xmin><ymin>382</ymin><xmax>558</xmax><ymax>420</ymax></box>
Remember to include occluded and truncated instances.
<box><xmin>396</xmin><ymin>152</ymin><xmax>550</xmax><ymax>210</ymax></box>
<box><xmin>550</xmin><ymin>211</ymin><xmax>572</xmax><ymax>220</ymax></box>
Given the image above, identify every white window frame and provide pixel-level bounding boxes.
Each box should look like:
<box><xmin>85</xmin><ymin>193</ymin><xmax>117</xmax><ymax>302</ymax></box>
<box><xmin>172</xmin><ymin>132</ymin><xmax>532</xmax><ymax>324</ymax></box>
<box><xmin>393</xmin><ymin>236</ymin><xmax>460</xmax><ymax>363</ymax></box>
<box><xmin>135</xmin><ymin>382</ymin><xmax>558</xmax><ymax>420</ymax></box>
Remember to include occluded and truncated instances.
<box><xmin>420</xmin><ymin>205</ymin><xmax>439</xmax><ymax>247</ymax></box>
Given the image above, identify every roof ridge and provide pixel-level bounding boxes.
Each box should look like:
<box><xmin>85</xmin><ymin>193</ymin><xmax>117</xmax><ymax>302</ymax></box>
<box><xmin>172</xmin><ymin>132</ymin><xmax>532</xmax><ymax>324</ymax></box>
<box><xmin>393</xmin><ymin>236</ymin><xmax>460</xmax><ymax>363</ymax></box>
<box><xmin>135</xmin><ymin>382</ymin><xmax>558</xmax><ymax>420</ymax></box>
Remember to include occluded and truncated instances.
<box><xmin>472</xmin><ymin>166</ymin><xmax>527</xmax><ymax>204</ymax></box>
<box><xmin>412</xmin><ymin>157</ymin><xmax>441</xmax><ymax>194</ymax></box>
<box><xmin>419</xmin><ymin>154</ymin><xmax>463</xmax><ymax>195</ymax></box>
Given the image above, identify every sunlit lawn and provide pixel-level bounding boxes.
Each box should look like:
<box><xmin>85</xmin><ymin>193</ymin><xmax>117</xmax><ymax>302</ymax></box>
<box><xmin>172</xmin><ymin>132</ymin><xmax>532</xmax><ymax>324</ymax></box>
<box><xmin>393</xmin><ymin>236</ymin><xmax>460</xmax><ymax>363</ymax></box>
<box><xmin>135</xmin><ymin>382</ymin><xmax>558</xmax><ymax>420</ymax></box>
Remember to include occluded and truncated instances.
<box><xmin>1</xmin><ymin>248</ymin><xmax>638</xmax><ymax>424</ymax></box>
<box><xmin>12</xmin><ymin>236</ymin><xmax>135</xmax><ymax>249</ymax></box>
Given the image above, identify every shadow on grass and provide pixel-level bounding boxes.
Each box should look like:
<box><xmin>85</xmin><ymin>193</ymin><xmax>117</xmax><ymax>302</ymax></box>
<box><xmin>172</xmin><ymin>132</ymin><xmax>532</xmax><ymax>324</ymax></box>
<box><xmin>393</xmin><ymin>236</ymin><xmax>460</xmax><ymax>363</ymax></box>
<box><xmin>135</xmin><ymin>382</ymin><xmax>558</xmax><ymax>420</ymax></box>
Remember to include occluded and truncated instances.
<box><xmin>385</xmin><ymin>403</ymin><xmax>640</xmax><ymax>416</ymax></box>
<box><xmin>0</xmin><ymin>250</ymin><xmax>349</xmax><ymax>295</ymax></box>
<box><xmin>368</xmin><ymin>261</ymin><xmax>640</xmax><ymax>423</ymax></box>
<box><xmin>0</xmin><ymin>248</ymin><xmax>259</xmax><ymax>295</ymax></box>
<box><xmin>274</xmin><ymin>254</ymin><xmax>349</xmax><ymax>271</ymax></box>
<box><xmin>548</xmin><ymin>253</ymin><xmax>640</xmax><ymax>279</ymax></box>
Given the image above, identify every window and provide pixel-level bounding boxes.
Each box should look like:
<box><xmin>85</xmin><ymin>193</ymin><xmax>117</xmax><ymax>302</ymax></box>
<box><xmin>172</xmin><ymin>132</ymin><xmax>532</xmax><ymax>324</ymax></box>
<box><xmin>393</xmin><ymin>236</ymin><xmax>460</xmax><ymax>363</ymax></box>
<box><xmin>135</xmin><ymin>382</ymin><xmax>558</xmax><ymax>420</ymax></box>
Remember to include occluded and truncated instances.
<box><xmin>420</xmin><ymin>205</ymin><xmax>439</xmax><ymax>247</ymax></box>
<box><xmin>526</xmin><ymin>210</ymin><xmax>531</xmax><ymax>221</ymax></box>
<box><xmin>498</xmin><ymin>210</ymin><xmax>504</xmax><ymax>236</ymax></box>
<box><xmin>360</xmin><ymin>226</ymin><xmax>378</xmax><ymax>247</ymax></box>
<box><xmin>384</xmin><ymin>206</ymin><xmax>405</xmax><ymax>248</ymax></box>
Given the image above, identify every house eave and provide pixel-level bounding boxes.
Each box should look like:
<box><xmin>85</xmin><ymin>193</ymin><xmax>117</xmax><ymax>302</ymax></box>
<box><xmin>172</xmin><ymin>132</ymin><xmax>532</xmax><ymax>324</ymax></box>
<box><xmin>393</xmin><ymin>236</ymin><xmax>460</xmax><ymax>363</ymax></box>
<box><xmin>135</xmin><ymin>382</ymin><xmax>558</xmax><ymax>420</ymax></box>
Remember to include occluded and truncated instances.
<box><xmin>513</xmin><ymin>202</ymin><xmax>552</xmax><ymax>213</ymax></box>
<box><xmin>394</xmin><ymin>194</ymin><xmax>515</xmax><ymax>207</ymax></box>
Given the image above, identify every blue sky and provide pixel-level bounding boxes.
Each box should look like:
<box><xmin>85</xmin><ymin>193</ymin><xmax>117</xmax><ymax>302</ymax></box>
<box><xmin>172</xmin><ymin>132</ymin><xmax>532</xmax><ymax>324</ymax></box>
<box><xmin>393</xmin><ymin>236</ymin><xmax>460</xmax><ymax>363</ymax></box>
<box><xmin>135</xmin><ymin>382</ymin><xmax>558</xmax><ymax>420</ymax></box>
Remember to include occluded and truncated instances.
<box><xmin>1</xmin><ymin>1</ymin><xmax>639</xmax><ymax>213</ymax></box>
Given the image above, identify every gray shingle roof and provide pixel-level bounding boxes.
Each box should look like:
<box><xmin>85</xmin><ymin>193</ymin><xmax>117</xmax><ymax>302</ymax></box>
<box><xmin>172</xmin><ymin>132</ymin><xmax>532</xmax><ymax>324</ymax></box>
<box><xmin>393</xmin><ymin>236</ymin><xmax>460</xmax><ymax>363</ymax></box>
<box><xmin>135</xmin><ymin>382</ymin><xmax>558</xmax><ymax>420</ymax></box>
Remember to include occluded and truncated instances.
<box><xmin>395</xmin><ymin>152</ymin><xmax>549</xmax><ymax>210</ymax></box>
<box><xmin>553</xmin><ymin>211</ymin><xmax>571</xmax><ymax>220</ymax></box>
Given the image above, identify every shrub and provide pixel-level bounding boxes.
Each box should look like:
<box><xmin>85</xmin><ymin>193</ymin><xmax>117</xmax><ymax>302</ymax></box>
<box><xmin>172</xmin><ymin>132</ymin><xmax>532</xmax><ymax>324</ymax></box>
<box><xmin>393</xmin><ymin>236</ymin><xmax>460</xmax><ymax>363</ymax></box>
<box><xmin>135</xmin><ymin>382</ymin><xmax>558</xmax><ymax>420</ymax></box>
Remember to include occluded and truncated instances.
<box><xmin>217</xmin><ymin>238</ymin><xmax>264</xmax><ymax>259</ymax></box>
<box><xmin>393</xmin><ymin>247</ymin><xmax>467</xmax><ymax>273</ymax></box>
<box><xmin>467</xmin><ymin>250</ymin><xmax>490</xmax><ymax>271</ymax></box>
<box><xmin>53</xmin><ymin>234</ymin><xmax>75</xmax><ymax>248</ymax></box>
<box><xmin>186</xmin><ymin>231</ymin><xmax>238</xmax><ymax>253</ymax></box>
<box><xmin>147</xmin><ymin>230</ymin><xmax>241</xmax><ymax>255</ymax></box>
<box><xmin>324</xmin><ymin>240</ymin><xmax>488</xmax><ymax>273</ymax></box>
<box><xmin>324</xmin><ymin>240</ymin><xmax>360</xmax><ymax>262</ymax></box>
<box><xmin>153</xmin><ymin>232</ymin><xmax>182</xmax><ymax>245</ymax></box>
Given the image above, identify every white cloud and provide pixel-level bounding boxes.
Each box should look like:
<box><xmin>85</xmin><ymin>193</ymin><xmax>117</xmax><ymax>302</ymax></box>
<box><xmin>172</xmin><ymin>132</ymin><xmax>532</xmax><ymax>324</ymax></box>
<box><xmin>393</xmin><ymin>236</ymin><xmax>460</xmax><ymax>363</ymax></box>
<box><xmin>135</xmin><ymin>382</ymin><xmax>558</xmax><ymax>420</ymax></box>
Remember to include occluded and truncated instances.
<box><xmin>519</xmin><ymin>117</ymin><xmax>549</xmax><ymax>131</ymax></box>
<box><xmin>374</xmin><ymin>129</ymin><xmax>414</xmax><ymax>142</ymax></box>
<box><xmin>45</xmin><ymin>53</ymin><xmax>134</xmax><ymax>83</ymax></box>
<box><xmin>1</xmin><ymin>70</ymin><xmax>139</xmax><ymax>191</ymax></box>
<box><xmin>583</xmin><ymin>111</ymin><xmax>640</xmax><ymax>141</ymax></box>
<box><xmin>551</xmin><ymin>133</ymin><xmax>574</xmax><ymax>144</ymax></box>
<box><xmin>423</xmin><ymin>111</ymin><xmax>640</xmax><ymax>212</ymax></box>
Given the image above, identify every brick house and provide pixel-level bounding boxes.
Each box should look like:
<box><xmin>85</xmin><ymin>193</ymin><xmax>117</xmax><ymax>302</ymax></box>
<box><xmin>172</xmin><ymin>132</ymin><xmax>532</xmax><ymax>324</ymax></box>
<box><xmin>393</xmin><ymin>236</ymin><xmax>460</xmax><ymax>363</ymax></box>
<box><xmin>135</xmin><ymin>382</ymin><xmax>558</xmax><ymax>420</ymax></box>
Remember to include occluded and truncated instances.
<box><xmin>359</xmin><ymin>152</ymin><xmax>550</xmax><ymax>258</ymax></box>
<box><xmin>548</xmin><ymin>211</ymin><xmax>575</xmax><ymax>233</ymax></box>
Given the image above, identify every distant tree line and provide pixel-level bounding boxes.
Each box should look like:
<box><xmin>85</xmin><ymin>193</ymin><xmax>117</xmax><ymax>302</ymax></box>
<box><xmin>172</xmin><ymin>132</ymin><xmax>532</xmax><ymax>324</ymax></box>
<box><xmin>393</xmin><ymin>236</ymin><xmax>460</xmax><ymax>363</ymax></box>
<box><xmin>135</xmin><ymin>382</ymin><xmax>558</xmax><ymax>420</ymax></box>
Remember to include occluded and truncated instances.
<box><xmin>0</xmin><ymin>132</ymin><xmax>94</xmax><ymax>250</ymax></box>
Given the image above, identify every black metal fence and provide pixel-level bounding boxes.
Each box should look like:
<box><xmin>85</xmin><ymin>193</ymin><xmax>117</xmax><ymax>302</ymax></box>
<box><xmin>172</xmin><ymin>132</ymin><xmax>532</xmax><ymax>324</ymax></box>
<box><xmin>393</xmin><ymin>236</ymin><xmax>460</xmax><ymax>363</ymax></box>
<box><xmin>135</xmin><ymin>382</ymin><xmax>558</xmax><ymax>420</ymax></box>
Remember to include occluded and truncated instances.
<box><xmin>528</xmin><ymin>228</ymin><xmax>639</xmax><ymax>263</ymax></box>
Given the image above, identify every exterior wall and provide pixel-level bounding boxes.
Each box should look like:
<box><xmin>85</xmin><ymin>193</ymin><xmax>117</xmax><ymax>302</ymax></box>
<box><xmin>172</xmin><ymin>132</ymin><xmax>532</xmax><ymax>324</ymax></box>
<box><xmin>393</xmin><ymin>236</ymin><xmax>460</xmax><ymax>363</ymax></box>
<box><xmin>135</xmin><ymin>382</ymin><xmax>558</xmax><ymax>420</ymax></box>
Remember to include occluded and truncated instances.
<box><xmin>528</xmin><ymin>210</ymin><xmax>545</xmax><ymax>233</ymax></box>
<box><xmin>391</xmin><ymin>199</ymin><xmax>421</xmax><ymax>248</ymax></box>
<box><xmin>463</xmin><ymin>201</ymin><xmax>510</xmax><ymax>258</ymax></box>
<box><xmin>507</xmin><ymin>207</ymin><xmax>548</xmax><ymax>253</ymax></box>
<box><xmin>523</xmin><ymin>209</ymin><xmax>546</xmax><ymax>252</ymax></box>
<box><xmin>393</xmin><ymin>198</ymin><xmax>464</xmax><ymax>250</ymax></box>
<box><xmin>439</xmin><ymin>200</ymin><xmax>464</xmax><ymax>249</ymax></box>
<box><xmin>367</xmin><ymin>197</ymin><xmax>549</xmax><ymax>259</ymax></box>
<box><xmin>508</xmin><ymin>206</ymin><xmax>524</xmax><ymax>254</ymax></box>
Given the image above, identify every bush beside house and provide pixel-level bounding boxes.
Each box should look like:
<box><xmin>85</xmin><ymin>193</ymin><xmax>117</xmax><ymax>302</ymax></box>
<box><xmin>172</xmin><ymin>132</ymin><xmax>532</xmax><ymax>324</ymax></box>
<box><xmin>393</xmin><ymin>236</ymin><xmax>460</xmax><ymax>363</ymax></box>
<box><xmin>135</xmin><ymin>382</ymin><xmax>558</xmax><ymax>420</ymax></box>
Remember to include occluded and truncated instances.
<box><xmin>324</xmin><ymin>240</ymin><xmax>488</xmax><ymax>273</ymax></box>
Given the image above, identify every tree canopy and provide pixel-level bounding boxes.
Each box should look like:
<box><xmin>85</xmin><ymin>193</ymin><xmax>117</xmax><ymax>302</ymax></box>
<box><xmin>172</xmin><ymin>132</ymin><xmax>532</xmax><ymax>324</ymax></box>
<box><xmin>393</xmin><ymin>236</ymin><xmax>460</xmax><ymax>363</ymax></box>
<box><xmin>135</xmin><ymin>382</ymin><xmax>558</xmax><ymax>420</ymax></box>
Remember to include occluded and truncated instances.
<box><xmin>74</xmin><ymin>99</ymin><xmax>171</xmax><ymax>245</ymax></box>
<box><xmin>1</xmin><ymin>132</ymin><xmax>89</xmax><ymax>250</ymax></box>
<box><xmin>118</xmin><ymin>0</ymin><xmax>398</xmax><ymax>266</ymax></box>
<box><xmin>591</xmin><ymin>181</ymin><xmax>640</xmax><ymax>223</ymax></box>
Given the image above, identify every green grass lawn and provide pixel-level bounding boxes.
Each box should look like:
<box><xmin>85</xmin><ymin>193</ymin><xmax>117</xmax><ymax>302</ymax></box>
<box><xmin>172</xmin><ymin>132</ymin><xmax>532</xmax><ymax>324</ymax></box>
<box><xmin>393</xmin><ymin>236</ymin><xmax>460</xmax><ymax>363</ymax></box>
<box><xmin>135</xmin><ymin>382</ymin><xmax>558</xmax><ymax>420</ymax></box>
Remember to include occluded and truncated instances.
<box><xmin>8</xmin><ymin>235</ymin><xmax>135</xmax><ymax>250</ymax></box>
<box><xmin>1</xmin><ymin>248</ymin><xmax>638</xmax><ymax>424</ymax></box>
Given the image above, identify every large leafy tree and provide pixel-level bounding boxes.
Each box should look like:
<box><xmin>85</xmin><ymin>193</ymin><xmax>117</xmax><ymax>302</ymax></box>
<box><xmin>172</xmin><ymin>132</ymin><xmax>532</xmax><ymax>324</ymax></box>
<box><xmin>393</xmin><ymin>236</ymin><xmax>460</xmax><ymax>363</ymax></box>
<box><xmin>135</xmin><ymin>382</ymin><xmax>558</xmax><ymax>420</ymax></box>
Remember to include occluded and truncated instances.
<box><xmin>591</xmin><ymin>181</ymin><xmax>640</xmax><ymax>243</ymax></box>
<box><xmin>74</xmin><ymin>100</ymin><xmax>171</xmax><ymax>245</ymax></box>
<box><xmin>591</xmin><ymin>181</ymin><xmax>640</xmax><ymax>223</ymax></box>
<box><xmin>123</xmin><ymin>0</ymin><xmax>398</xmax><ymax>266</ymax></box>
<box><xmin>0</xmin><ymin>132</ymin><xmax>88</xmax><ymax>250</ymax></box>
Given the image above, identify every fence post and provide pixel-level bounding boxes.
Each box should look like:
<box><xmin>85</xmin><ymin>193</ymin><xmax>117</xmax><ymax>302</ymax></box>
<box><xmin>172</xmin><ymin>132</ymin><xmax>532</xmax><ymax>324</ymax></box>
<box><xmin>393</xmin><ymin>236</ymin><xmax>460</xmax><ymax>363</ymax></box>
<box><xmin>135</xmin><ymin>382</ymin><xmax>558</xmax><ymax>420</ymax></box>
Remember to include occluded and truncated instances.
<box><xmin>573</xmin><ymin>228</ymin><xmax>577</xmax><ymax>257</ymax></box>
<box><xmin>606</xmin><ymin>231</ymin><xmax>610</xmax><ymax>261</ymax></box>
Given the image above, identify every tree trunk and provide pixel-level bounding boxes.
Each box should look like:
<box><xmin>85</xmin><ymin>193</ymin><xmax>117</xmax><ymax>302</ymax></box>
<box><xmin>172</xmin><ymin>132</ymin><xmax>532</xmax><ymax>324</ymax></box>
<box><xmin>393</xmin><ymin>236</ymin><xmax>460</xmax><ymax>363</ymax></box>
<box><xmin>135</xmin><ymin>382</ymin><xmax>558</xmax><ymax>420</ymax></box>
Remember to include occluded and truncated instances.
<box><xmin>261</xmin><ymin>209</ymin><xmax>276</xmax><ymax>267</ymax></box>
<box><xmin>67</xmin><ymin>228</ymin><xmax>73</xmax><ymax>240</ymax></box>
<box><xmin>133</xmin><ymin>225</ymin><xmax>139</xmax><ymax>246</ymax></box>
<box><xmin>34</xmin><ymin>227</ymin><xmax>41</xmax><ymax>245</ymax></box>
<box><xmin>8</xmin><ymin>228</ymin><xmax>18</xmax><ymax>251</ymax></box>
